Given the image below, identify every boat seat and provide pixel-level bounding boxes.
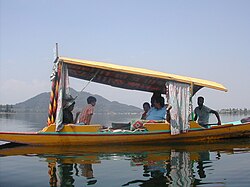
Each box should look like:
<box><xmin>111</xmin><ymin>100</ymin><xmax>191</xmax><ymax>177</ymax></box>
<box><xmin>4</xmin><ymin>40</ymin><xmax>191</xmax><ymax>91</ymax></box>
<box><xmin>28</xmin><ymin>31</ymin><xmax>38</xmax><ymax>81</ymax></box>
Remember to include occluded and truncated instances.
<box><xmin>40</xmin><ymin>124</ymin><xmax>102</xmax><ymax>133</ymax></box>
<box><xmin>143</xmin><ymin>123</ymin><xmax>170</xmax><ymax>131</ymax></box>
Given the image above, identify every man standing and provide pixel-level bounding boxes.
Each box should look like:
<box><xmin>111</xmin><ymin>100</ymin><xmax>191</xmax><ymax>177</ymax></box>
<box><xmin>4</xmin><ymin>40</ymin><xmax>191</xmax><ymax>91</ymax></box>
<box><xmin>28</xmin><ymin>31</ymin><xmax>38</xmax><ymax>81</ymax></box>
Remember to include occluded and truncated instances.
<box><xmin>194</xmin><ymin>96</ymin><xmax>221</xmax><ymax>127</ymax></box>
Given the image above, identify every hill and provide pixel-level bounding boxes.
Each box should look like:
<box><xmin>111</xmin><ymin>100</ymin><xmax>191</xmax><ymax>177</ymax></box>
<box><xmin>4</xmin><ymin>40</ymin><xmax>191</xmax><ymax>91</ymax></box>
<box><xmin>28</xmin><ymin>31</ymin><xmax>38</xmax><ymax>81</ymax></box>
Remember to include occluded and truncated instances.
<box><xmin>14</xmin><ymin>88</ymin><xmax>142</xmax><ymax>114</ymax></box>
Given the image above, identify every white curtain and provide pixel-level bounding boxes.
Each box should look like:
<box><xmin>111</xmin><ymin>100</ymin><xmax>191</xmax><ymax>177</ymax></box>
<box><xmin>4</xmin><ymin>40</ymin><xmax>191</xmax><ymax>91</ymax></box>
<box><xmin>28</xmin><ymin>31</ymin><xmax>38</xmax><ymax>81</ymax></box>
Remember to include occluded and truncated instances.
<box><xmin>56</xmin><ymin>63</ymin><xmax>70</xmax><ymax>131</ymax></box>
<box><xmin>169</xmin><ymin>150</ymin><xmax>193</xmax><ymax>186</ymax></box>
<box><xmin>166</xmin><ymin>81</ymin><xmax>190</xmax><ymax>135</ymax></box>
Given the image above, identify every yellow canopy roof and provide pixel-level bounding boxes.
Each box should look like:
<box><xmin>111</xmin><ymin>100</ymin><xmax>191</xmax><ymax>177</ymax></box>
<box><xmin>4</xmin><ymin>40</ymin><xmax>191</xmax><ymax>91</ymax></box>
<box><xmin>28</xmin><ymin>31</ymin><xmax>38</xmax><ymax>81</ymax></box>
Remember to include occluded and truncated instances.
<box><xmin>59</xmin><ymin>57</ymin><xmax>227</xmax><ymax>95</ymax></box>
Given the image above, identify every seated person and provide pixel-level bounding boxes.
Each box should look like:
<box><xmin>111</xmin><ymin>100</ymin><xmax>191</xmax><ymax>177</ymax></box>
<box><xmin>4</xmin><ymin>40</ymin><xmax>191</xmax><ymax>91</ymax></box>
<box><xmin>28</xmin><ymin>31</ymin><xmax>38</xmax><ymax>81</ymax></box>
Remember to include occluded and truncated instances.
<box><xmin>146</xmin><ymin>96</ymin><xmax>166</xmax><ymax>121</ymax></box>
<box><xmin>131</xmin><ymin>96</ymin><xmax>171</xmax><ymax>130</ymax></box>
<box><xmin>63</xmin><ymin>95</ymin><xmax>79</xmax><ymax>124</ymax></box>
<box><xmin>79</xmin><ymin>96</ymin><xmax>97</xmax><ymax>125</ymax></box>
<box><xmin>141</xmin><ymin>102</ymin><xmax>150</xmax><ymax>120</ymax></box>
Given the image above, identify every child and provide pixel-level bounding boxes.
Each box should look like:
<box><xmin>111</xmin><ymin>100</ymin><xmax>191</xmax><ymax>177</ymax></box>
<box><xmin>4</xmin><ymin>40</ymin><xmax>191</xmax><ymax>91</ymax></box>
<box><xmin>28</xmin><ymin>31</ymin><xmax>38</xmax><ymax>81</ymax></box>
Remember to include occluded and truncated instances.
<box><xmin>141</xmin><ymin>102</ymin><xmax>150</xmax><ymax>120</ymax></box>
<box><xmin>79</xmin><ymin>96</ymin><xmax>97</xmax><ymax>125</ymax></box>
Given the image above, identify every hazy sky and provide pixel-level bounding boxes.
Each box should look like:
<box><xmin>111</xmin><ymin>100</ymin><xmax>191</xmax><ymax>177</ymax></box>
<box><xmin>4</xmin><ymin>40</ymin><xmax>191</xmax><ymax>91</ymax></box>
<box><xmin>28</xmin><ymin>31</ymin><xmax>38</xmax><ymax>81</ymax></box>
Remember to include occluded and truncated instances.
<box><xmin>0</xmin><ymin>0</ymin><xmax>249</xmax><ymax>109</ymax></box>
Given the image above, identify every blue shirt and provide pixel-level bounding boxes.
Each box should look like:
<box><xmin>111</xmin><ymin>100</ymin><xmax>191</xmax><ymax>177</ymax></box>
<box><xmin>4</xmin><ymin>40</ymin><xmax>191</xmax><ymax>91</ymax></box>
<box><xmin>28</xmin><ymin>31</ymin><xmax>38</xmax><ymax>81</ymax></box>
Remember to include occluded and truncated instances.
<box><xmin>146</xmin><ymin>107</ymin><xmax>166</xmax><ymax>120</ymax></box>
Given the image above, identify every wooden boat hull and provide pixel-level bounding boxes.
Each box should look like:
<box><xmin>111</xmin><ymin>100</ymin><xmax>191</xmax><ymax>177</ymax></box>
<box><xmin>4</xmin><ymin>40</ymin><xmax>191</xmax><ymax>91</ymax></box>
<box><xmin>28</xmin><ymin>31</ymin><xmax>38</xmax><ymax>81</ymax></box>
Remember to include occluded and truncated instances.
<box><xmin>0</xmin><ymin>122</ymin><xmax>250</xmax><ymax>146</ymax></box>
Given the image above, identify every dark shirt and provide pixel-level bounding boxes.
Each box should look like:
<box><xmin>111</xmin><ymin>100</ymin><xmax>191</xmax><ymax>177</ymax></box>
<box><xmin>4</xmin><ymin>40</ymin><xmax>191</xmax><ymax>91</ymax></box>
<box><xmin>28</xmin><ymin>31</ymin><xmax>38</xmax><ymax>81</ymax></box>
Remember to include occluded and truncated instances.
<box><xmin>141</xmin><ymin>111</ymin><xmax>147</xmax><ymax>120</ymax></box>
<box><xmin>63</xmin><ymin>108</ymin><xmax>74</xmax><ymax>124</ymax></box>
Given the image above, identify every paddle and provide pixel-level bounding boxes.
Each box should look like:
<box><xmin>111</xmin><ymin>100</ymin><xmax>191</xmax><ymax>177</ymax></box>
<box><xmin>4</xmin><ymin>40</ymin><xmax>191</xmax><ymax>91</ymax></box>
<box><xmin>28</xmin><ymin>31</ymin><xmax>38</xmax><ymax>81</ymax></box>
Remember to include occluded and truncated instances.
<box><xmin>201</xmin><ymin>123</ymin><xmax>220</xmax><ymax>128</ymax></box>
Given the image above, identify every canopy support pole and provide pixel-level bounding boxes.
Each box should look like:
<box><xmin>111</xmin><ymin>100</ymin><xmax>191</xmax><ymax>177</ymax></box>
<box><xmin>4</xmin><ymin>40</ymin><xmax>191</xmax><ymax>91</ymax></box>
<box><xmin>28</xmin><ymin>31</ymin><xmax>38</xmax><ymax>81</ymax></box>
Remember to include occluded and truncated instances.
<box><xmin>190</xmin><ymin>82</ymin><xmax>194</xmax><ymax>120</ymax></box>
<box><xmin>75</xmin><ymin>70</ymin><xmax>100</xmax><ymax>99</ymax></box>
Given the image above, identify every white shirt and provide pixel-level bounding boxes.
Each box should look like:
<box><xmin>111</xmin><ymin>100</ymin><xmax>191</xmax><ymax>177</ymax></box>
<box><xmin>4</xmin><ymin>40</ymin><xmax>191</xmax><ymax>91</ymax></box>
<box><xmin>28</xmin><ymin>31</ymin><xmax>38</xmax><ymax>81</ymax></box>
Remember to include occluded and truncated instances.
<box><xmin>194</xmin><ymin>105</ymin><xmax>212</xmax><ymax>125</ymax></box>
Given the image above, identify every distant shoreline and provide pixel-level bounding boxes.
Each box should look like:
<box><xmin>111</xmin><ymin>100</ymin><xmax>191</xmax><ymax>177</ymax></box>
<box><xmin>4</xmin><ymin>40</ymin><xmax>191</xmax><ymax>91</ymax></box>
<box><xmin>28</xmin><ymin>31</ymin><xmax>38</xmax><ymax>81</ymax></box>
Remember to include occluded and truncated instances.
<box><xmin>0</xmin><ymin>111</ymin><xmax>249</xmax><ymax>116</ymax></box>
<box><xmin>218</xmin><ymin>108</ymin><xmax>250</xmax><ymax>115</ymax></box>
<box><xmin>0</xmin><ymin>111</ymin><xmax>141</xmax><ymax>115</ymax></box>
<box><xmin>0</xmin><ymin>112</ymin><xmax>16</xmax><ymax>115</ymax></box>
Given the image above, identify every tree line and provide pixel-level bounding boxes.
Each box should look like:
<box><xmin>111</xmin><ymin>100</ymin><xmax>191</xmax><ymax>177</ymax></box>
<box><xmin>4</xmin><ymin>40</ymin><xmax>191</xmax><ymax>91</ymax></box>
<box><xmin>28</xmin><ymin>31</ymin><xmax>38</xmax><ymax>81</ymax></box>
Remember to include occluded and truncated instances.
<box><xmin>0</xmin><ymin>105</ymin><xmax>15</xmax><ymax>113</ymax></box>
<box><xmin>218</xmin><ymin>108</ymin><xmax>250</xmax><ymax>115</ymax></box>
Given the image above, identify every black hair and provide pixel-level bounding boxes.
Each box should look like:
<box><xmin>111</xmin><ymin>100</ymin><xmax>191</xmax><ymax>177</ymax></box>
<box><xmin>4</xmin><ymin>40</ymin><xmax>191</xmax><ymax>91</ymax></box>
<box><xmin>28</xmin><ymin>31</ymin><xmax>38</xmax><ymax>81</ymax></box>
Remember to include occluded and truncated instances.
<box><xmin>155</xmin><ymin>96</ymin><xmax>165</xmax><ymax>107</ymax></box>
<box><xmin>87</xmin><ymin>96</ymin><xmax>97</xmax><ymax>104</ymax></box>
<box><xmin>143</xmin><ymin>102</ymin><xmax>150</xmax><ymax>108</ymax></box>
<box><xmin>151</xmin><ymin>91</ymin><xmax>161</xmax><ymax>106</ymax></box>
<box><xmin>198</xmin><ymin>96</ymin><xmax>204</xmax><ymax>101</ymax></box>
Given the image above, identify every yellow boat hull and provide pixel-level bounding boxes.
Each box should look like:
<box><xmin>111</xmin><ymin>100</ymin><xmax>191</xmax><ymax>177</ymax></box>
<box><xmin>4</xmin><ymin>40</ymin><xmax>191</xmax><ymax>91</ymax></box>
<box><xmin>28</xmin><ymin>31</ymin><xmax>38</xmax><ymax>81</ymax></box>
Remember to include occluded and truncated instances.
<box><xmin>0</xmin><ymin>122</ymin><xmax>250</xmax><ymax>146</ymax></box>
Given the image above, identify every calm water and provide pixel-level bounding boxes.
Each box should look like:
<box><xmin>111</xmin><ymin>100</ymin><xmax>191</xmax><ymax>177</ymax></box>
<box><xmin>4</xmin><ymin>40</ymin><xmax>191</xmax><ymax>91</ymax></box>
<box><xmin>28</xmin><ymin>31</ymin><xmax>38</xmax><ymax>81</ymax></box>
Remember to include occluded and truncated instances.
<box><xmin>0</xmin><ymin>113</ymin><xmax>250</xmax><ymax>187</ymax></box>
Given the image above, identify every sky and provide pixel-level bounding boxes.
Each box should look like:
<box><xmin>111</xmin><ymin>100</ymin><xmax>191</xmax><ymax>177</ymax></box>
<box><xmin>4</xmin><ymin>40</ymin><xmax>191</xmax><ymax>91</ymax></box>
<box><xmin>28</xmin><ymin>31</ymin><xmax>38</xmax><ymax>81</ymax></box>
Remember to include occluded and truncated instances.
<box><xmin>0</xmin><ymin>0</ymin><xmax>249</xmax><ymax>109</ymax></box>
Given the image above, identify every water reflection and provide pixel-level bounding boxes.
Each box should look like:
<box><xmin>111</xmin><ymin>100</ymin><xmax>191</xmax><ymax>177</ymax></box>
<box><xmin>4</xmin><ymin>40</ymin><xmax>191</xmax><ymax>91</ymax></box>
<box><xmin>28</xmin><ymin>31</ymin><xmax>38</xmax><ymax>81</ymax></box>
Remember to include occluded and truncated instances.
<box><xmin>48</xmin><ymin>160</ymin><xmax>97</xmax><ymax>186</ymax></box>
<box><xmin>125</xmin><ymin>151</ymin><xmax>194</xmax><ymax>186</ymax></box>
<box><xmin>1</xmin><ymin>139</ymin><xmax>250</xmax><ymax>186</ymax></box>
<box><xmin>44</xmin><ymin>153</ymin><xmax>99</xmax><ymax>186</ymax></box>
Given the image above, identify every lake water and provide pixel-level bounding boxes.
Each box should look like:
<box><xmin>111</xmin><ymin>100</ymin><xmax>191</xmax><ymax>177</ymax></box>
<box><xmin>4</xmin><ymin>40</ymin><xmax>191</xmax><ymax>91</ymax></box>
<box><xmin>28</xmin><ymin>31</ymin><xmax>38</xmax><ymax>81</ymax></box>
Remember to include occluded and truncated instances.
<box><xmin>0</xmin><ymin>113</ymin><xmax>250</xmax><ymax>187</ymax></box>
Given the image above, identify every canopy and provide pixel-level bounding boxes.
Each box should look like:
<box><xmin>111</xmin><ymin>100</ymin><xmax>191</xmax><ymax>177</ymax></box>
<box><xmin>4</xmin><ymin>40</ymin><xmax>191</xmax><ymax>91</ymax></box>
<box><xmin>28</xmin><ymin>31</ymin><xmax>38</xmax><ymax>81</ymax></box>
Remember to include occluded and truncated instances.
<box><xmin>59</xmin><ymin>57</ymin><xmax>227</xmax><ymax>95</ymax></box>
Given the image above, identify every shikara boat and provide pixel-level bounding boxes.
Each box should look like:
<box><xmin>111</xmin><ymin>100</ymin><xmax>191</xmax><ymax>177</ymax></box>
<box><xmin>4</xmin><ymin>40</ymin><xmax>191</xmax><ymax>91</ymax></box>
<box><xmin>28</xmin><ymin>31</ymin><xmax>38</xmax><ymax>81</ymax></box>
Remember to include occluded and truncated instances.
<box><xmin>0</xmin><ymin>56</ymin><xmax>249</xmax><ymax>145</ymax></box>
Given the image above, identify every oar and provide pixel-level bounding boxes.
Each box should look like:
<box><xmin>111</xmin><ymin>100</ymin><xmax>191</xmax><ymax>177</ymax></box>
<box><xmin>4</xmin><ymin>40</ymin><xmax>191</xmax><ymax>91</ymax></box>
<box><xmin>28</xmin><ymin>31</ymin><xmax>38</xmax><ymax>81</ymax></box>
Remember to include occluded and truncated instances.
<box><xmin>201</xmin><ymin>123</ymin><xmax>219</xmax><ymax>128</ymax></box>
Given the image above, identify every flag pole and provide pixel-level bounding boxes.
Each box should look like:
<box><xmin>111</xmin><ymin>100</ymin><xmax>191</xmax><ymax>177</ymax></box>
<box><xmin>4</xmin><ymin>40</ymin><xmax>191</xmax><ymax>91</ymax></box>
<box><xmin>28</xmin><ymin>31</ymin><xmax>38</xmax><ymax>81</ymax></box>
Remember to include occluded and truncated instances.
<box><xmin>56</xmin><ymin>43</ymin><xmax>59</xmax><ymax>57</ymax></box>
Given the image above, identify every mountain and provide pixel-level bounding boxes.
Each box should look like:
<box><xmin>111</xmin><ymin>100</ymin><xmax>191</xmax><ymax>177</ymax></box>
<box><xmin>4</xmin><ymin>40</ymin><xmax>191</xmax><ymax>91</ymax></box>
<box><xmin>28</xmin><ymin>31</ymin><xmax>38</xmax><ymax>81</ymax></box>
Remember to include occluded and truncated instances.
<box><xmin>14</xmin><ymin>88</ymin><xmax>142</xmax><ymax>114</ymax></box>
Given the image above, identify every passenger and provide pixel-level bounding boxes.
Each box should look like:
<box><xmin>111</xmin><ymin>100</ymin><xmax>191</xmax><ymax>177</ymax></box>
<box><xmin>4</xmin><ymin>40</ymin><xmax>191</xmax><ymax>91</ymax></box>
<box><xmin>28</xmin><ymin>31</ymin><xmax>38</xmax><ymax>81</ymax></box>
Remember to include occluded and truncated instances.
<box><xmin>150</xmin><ymin>91</ymin><xmax>172</xmax><ymax>114</ymax></box>
<box><xmin>62</xmin><ymin>95</ymin><xmax>79</xmax><ymax>124</ymax></box>
<box><xmin>194</xmin><ymin>96</ymin><xmax>221</xmax><ymax>128</ymax></box>
<box><xmin>146</xmin><ymin>96</ymin><xmax>166</xmax><ymax>120</ymax></box>
<box><xmin>141</xmin><ymin>102</ymin><xmax>150</xmax><ymax>120</ymax></box>
<box><xmin>78</xmin><ymin>96</ymin><xmax>97</xmax><ymax>125</ymax></box>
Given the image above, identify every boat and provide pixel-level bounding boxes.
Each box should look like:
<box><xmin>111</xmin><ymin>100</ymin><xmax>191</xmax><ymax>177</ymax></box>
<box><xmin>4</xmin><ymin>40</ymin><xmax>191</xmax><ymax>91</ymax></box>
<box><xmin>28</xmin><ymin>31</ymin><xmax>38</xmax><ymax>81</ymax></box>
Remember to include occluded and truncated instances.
<box><xmin>0</xmin><ymin>56</ymin><xmax>249</xmax><ymax>145</ymax></box>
